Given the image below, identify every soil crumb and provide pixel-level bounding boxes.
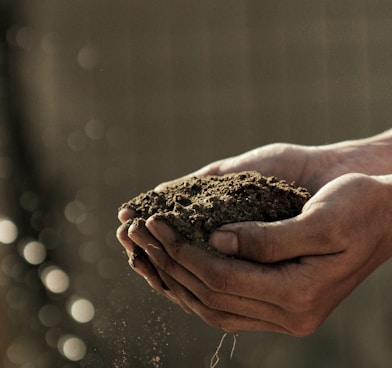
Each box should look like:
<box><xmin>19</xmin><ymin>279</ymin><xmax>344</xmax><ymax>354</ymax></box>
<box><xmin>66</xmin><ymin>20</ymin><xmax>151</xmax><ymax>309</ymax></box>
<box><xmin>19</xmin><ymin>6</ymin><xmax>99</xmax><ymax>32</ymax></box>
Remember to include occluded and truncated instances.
<box><xmin>120</xmin><ymin>171</ymin><xmax>310</xmax><ymax>247</ymax></box>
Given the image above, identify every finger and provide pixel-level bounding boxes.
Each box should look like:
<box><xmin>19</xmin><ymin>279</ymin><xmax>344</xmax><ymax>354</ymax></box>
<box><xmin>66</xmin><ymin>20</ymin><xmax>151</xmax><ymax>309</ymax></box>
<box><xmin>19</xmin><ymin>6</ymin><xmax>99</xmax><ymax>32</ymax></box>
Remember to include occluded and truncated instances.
<box><xmin>126</xmin><ymin>219</ymin><xmax>174</xmax><ymax>293</ymax></box>
<box><xmin>190</xmin><ymin>155</ymin><xmax>258</xmax><ymax>177</ymax></box>
<box><xmin>117</xmin><ymin>223</ymin><xmax>168</xmax><ymax>294</ymax></box>
<box><xmin>125</xmin><ymin>220</ymin><xmax>196</xmax><ymax>312</ymax></box>
<box><xmin>143</xmin><ymin>218</ymin><xmax>348</xmax><ymax>335</ymax></box>
<box><xmin>128</xmin><ymin>218</ymin><xmax>161</xmax><ymax>251</ymax></box>
<box><xmin>208</xmin><ymin>209</ymin><xmax>342</xmax><ymax>263</ymax></box>
<box><xmin>146</xmin><ymin>239</ymin><xmax>291</xmax><ymax>324</ymax></box>
<box><xmin>133</xmin><ymin>255</ymin><xmax>186</xmax><ymax>309</ymax></box>
<box><xmin>116</xmin><ymin>222</ymin><xmax>137</xmax><ymax>253</ymax></box>
<box><xmin>155</xmin><ymin>251</ymin><xmax>342</xmax><ymax>336</ymax></box>
<box><xmin>128</xmin><ymin>248</ymin><xmax>165</xmax><ymax>290</ymax></box>
<box><xmin>154</xmin><ymin>268</ymin><xmax>196</xmax><ymax>315</ymax></box>
<box><xmin>125</xmin><ymin>225</ymin><xmax>201</xmax><ymax>316</ymax></box>
<box><xmin>118</xmin><ymin>208</ymin><xmax>135</xmax><ymax>223</ymax></box>
<box><xmin>160</xmin><ymin>271</ymin><xmax>291</xmax><ymax>333</ymax></box>
<box><xmin>144</xmin><ymin>218</ymin><xmax>297</xmax><ymax>306</ymax></box>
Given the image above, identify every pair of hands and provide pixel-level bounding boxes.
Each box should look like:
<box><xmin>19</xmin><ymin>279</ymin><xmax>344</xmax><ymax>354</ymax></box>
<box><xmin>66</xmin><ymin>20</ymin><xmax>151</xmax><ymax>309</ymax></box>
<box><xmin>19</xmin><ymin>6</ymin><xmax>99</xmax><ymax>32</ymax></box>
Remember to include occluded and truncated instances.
<box><xmin>117</xmin><ymin>142</ymin><xmax>392</xmax><ymax>335</ymax></box>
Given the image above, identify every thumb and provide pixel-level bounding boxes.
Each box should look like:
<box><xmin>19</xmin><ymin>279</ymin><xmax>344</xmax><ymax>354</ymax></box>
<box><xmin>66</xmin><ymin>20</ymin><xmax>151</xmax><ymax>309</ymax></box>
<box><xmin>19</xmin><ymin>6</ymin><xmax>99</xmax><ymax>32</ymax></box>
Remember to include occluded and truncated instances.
<box><xmin>209</xmin><ymin>214</ymin><xmax>339</xmax><ymax>263</ymax></box>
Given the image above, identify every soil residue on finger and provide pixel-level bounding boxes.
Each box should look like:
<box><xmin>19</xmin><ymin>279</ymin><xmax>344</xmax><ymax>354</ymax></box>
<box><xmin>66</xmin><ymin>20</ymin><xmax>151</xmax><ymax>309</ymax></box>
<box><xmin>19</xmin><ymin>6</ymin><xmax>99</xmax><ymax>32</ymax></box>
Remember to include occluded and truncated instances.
<box><xmin>120</xmin><ymin>171</ymin><xmax>311</xmax><ymax>247</ymax></box>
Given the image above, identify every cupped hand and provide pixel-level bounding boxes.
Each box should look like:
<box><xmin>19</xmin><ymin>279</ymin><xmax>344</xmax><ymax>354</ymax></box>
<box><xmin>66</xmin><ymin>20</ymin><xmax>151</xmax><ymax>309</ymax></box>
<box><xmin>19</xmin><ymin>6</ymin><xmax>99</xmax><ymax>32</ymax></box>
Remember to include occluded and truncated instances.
<box><xmin>117</xmin><ymin>143</ymin><xmax>321</xmax><ymax>296</ymax></box>
<box><xmin>117</xmin><ymin>207</ymin><xmax>195</xmax><ymax>311</ymax></box>
<box><xmin>154</xmin><ymin>139</ymin><xmax>385</xmax><ymax>194</ymax></box>
<box><xmin>117</xmin><ymin>209</ymin><xmax>154</xmax><ymax>281</ymax></box>
<box><xmin>130</xmin><ymin>173</ymin><xmax>392</xmax><ymax>334</ymax></box>
<box><xmin>117</xmin><ymin>133</ymin><xmax>392</xmax><ymax>332</ymax></box>
<box><xmin>155</xmin><ymin>143</ymin><xmax>330</xmax><ymax>194</ymax></box>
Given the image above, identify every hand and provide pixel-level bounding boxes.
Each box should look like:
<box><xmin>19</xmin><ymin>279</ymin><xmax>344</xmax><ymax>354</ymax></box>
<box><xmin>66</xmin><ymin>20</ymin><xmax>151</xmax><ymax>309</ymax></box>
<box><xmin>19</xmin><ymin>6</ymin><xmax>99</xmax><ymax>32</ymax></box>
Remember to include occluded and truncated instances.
<box><xmin>117</xmin><ymin>142</ymin><xmax>320</xmax><ymax>303</ymax></box>
<box><xmin>155</xmin><ymin>136</ymin><xmax>392</xmax><ymax>194</ymax></box>
<box><xmin>117</xmin><ymin>208</ymin><xmax>196</xmax><ymax>312</ymax></box>
<box><xmin>117</xmin><ymin>209</ymin><xmax>168</xmax><ymax>295</ymax></box>
<box><xmin>117</xmin><ymin>131</ymin><xmax>392</xmax><ymax>332</ymax></box>
<box><xmin>130</xmin><ymin>173</ymin><xmax>392</xmax><ymax>334</ymax></box>
<box><xmin>155</xmin><ymin>143</ymin><xmax>332</xmax><ymax>194</ymax></box>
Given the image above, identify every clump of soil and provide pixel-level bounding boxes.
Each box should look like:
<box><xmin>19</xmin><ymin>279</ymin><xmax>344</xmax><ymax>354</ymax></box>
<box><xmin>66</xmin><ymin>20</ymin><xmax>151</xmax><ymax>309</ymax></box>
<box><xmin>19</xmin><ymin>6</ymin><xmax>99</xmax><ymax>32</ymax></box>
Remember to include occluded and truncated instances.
<box><xmin>120</xmin><ymin>171</ymin><xmax>310</xmax><ymax>247</ymax></box>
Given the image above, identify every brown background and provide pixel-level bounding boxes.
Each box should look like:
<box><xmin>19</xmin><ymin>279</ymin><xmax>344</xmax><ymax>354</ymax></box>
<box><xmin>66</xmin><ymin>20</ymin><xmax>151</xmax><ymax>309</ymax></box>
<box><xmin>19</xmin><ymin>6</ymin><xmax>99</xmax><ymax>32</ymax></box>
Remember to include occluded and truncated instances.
<box><xmin>1</xmin><ymin>1</ymin><xmax>392</xmax><ymax>367</ymax></box>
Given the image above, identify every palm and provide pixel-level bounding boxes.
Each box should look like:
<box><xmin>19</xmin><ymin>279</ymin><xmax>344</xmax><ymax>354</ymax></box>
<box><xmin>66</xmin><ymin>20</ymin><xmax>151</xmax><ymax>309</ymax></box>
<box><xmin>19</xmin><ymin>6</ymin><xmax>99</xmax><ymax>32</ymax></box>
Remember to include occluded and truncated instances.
<box><xmin>194</xmin><ymin>143</ymin><xmax>333</xmax><ymax>193</ymax></box>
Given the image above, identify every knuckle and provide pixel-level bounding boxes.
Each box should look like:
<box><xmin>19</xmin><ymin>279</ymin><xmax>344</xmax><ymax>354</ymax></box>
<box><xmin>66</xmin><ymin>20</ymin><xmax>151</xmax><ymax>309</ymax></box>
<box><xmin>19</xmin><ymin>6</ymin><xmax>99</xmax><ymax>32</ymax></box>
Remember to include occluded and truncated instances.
<box><xmin>284</xmin><ymin>288</ymin><xmax>324</xmax><ymax>336</ymax></box>
<box><xmin>285</xmin><ymin>293</ymin><xmax>318</xmax><ymax>316</ymax></box>
<box><xmin>289</xmin><ymin>315</ymin><xmax>322</xmax><ymax>336</ymax></box>
<box><xmin>117</xmin><ymin>223</ymin><xmax>131</xmax><ymax>241</ymax></box>
<box><xmin>127</xmin><ymin>223</ymin><xmax>142</xmax><ymax>242</ymax></box>
<box><xmin>240</xmin><ymin>224</ymin><xmax>276</xmax><ymax>263</ymax></box>
<box><xmin>201</xmin><ymin>311</ymin><xmax>226</xmax><ymax>330</ymax></box>
<box><xmin>204</xmin><ymin>272</ymin><xmax>228</xmax><ymax>292</ymax></box>
<box><xmin>116</xmin><ymin>226</ymin><xmax>126</xmax><ymax>242</ymax></box>
<box><xmin>198</xmin><ymin>291</ymin><xmax>226</xmax><ymax>311</ymax></box>
<box><xmin>159</xmin><ymin>253</ymin><xmax>175</xmax><ymax>274</ymax></box>
<box><xmin>260</xmin><ymin>226</ymin><xmax>278</xmax><ymax>263</ymax></box>
<box><xmin>296</xmin><ymin>293</ymin><xmax>318</xmax><ymax>313</ymax></box>
<box><xmin>116</xmin><ymin>224</ymin><xmax>123</xmax><ymax>237</ymax></box>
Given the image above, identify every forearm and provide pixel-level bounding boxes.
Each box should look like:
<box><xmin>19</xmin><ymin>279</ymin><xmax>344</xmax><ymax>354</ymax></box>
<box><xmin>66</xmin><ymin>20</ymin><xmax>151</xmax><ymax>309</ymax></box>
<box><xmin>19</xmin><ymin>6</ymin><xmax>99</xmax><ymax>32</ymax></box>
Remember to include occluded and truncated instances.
<box><xmin>327</xmin><ymin>129</ymin><xmax>392</xmax><ymax>176</ymax></box>
<box><xmin>374</xmin><ymin>173</ymin><xmax>392</xmax><ymax>259</ymax></box>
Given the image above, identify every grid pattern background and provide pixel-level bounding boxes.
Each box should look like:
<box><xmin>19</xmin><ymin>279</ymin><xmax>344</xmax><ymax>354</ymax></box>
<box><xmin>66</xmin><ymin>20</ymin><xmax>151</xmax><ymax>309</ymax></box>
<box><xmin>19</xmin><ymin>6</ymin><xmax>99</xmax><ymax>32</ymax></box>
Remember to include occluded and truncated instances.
<box><xmin>1</xmin><ymin>1</ymin><xmax>392</xmax><ymax>367</ymax></box>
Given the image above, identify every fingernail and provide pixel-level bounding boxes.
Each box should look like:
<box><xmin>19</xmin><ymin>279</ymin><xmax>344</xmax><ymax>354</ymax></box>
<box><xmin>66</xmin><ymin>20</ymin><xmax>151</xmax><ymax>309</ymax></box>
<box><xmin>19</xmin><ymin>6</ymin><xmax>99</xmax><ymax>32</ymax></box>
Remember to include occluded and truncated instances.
<box><xmin>128</xmin><ymin>251</ymin><xmax>138</xmax><ymax>269</ymax></box>
<box><xmin>128</xmin><ymin>247</ymin><xmax>144</xmax><ymax>268</ymax></box>
<box><xmin>209</xmin><ymin>230</ymin><xmax>238</xmax><ymax>255</ymax></box>
<box><xmin>118</xmin><ymin>208</ymin><xmax>133</xmax><ymax>223</ymax></box>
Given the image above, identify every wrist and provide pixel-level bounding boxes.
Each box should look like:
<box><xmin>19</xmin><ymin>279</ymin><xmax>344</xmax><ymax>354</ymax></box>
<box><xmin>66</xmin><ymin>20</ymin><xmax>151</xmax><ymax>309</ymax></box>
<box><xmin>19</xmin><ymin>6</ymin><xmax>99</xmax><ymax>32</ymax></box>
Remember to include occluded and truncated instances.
<box><xmin>374</xmin><ymin>174</ymin><xmax>392</xmax><ymax>257</ymax></box>
<box><xmin>324</xmin><ymin>129</ymin><xmax>392</xmax><ymax>177</ymax></box>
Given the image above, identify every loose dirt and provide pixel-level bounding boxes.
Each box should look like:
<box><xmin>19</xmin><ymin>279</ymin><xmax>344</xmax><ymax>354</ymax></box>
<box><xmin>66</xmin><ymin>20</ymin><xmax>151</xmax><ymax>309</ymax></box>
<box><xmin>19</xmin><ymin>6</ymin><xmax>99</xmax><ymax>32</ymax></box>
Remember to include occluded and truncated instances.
<box><xmin>120</xmin><ymin>171</ymin><xmax>310</xmax><ymax>247</ymax></box>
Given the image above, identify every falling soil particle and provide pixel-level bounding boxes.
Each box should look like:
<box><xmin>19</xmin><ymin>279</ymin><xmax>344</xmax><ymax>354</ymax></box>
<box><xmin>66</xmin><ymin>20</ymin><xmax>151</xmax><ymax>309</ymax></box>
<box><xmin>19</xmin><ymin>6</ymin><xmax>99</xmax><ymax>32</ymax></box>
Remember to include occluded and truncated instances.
<box><xmin>120</xmin><ymin>171</ymin><xmax>311</xmax><ymax>247</ymax></box>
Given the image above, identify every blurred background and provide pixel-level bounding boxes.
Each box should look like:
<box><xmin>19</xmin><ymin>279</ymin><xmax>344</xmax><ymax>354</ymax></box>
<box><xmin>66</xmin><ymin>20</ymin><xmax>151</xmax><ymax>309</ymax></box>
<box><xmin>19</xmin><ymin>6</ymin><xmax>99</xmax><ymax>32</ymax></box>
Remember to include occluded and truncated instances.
<box><xmin>0</xmin><ymin>0</ymin><xmax>392</xmax><ymax>367</ymax></box>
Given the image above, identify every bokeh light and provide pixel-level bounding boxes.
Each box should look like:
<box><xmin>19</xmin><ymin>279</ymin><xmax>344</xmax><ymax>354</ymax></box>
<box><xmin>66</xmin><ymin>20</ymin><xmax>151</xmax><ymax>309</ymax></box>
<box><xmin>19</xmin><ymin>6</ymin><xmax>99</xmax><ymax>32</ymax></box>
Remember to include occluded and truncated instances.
<box><xmin>6</xmin><ymin>286</ymin><xmax>28</xmax><ymax>310</ymax></box>
<box><xmin>77</xmin><ymin>213</ymin><xmax>99</xmax><ymax>235</ymax></box>
<box><xmin>64</xmin><ymin>200</ymin><xmax>87</xmax><ymax>225</ymax></box>
<box><xmin>45</xmin><ymin>327</ymin><xmax>63</xmax><ymax>349</ymax></box>
<box><xmin>22</xmin><ymin>241</ymin><xmax>46</xmax><ymax>265</ymax></box>
<box><xmin>0</xmin><ymin>218</ymin><xmax>18</xmax><ymax>244</ymax></box>
<box><xmin>6</xmin><ymin>342</ymin><xmax>28</xmax><ymax>365</ymax></box>
<box><xmin>77</xmin><ymin>47</ymin><xmax>98</xmax><ymax>70</ymax></box>
<box><xmin>41</xmin><ymin>32</ymin><xmax>59</xmax><ymax>55</ymax></box>
<box><xmin>39</xmin><ymin>304</ymin><xmax>62</xmax><ymax>327</ymax></box>
<box><xmin>15</xmin><ymin>26</ymin><xmax>37</xmax><ymax>50</ymax></box>
<box><xmin>79</xmin><ymin>240</ymin><xmax>101</xmax><ymax>263</ymax></box>
<box><xmin>68</xmin><ymin>297</ymin><xmax>95</xmax><ymax>323</ymax></box>
<box><xmin>3</xmin><ymin>2</ymin><xmax>392</xmax><ymax>368</ymax></box>
<box><xmin>85</xmin><ymin>119</ymin><xmax>105</xmax><ymax>140</ymax></box>
<box><xmin>40</xmin><ymin>265</ymin><xmax>70</xmax><ymax>294</ymax></box>
<box><xmin>58</xmin><ymin>335</ymin><xmax>87</xmax><ymax>361</ymax></box>
<box><xmin>20</xmin><ymin>191</ymin><xmax>39</xmax><ymax>212</ymax></box>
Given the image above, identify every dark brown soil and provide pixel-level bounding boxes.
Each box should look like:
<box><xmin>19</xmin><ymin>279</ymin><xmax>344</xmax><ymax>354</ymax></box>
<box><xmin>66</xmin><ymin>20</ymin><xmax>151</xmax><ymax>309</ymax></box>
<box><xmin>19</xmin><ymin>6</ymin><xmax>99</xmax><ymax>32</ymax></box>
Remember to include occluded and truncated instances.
<box><xmin>120</xmin><ymin>171</ymin><xmax>311</xmax><ymax>247</ymax></box>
